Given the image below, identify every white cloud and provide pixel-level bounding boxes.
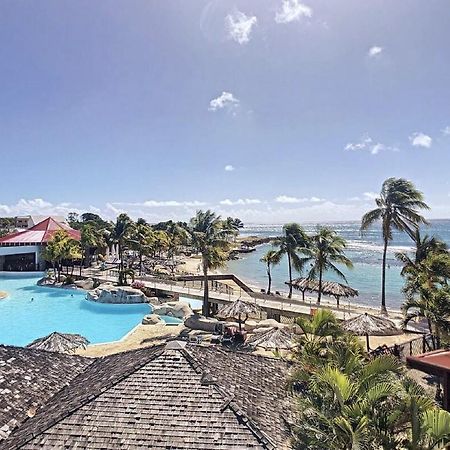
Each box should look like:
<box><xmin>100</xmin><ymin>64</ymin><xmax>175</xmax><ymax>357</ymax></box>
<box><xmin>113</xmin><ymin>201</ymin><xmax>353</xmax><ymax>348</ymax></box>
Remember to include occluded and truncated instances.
<box><xmin>345</xmin><ymin>134</ymin><xmax>398</xmax><ymax>155</ymax></box>
<box><xmin>220</xmin><ymin>198</ymin><xmax>262</xmax><ymax>206</ymax></box>
<box><xmin>368</xmin><ymin>46</ymin><xmax>383</xmax><ymax>57</ymax></box>
<box><xmin>225</xmin><ymin>11</ymin><xmax>257</xmax><ymax>44</ymax></box>
<box><xmin>275</xmin><ymin>0</ymin><xmax>312</xmax><ymax>24</ymax></box>
<box><xmin>140</xmin><ymin>200</ymin><xmax>206</xmax><ymax>208</ymax></box>
<box><xmin>363</xmin><ymin>192</ymin><xmax>378</xmax><ymax>200</ymax></box>
<box><xmin>208</xmin><ymin>91</ymin><xmax>240</xmax><ymax>113</ymax></box>
<box><xmin>409</xmin><ymin>132</ymin><xmax>432</xmax><ymax>148</ymax></box>
<box><xmin>441</xmin><ymin>126</ymin><xmax>450</xmax><ymax>136</ymax></box>
<box><xmin>224</xmin><ymin>165</ymin><xmax>235</xmax><ymax>172</ymax></box>
<box><xmin>275</xmin><ymin>195</ymin><xmax>324</xmax><ymax>204</ymax></box>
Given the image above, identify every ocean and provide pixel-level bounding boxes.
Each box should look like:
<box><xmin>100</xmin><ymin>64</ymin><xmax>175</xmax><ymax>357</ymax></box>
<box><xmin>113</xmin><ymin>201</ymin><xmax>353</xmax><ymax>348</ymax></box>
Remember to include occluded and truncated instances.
<box><xmin>226</xmin><ymin>220</ymin><xmax>450</xmax><ymax>310</ymax></box>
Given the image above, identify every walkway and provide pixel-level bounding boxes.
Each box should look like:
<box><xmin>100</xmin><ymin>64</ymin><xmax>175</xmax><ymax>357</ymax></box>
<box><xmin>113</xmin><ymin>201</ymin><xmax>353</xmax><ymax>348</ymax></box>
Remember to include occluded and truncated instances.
<box><xmin>80</xmin><ymin>268</ymin><xmax>402</xmax><ymax>321</ymax></box>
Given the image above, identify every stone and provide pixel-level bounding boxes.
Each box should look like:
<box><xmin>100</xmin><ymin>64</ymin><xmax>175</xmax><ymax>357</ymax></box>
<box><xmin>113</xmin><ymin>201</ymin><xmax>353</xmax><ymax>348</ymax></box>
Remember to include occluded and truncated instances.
<box><xmin>87</xmin><ymin>286</ymin><xmax>148</xmax><ymax>304</ymax></box>
<box><xmin>258</xmin><ymin>319</ymin><xmax>287</xmax><ymax>329</ymax></box>
<box><xmin>142</xmin><ymin>314</ymin><xmax>165</xmax><ymax>325</ymax></box>
<box><xmin>74</xmin><ymin>278</ymin><xmax>94</xmax><ymax>290</ymax></box>
<box><xmin>152</xmin><ymin>301</ymin><xmax>193</xmax><ymax>320</ymax></box>
<box><xmin>253</xmin><ymin>327</ymin><xmax>273</xmax><ymax>334</ymax></box>
<box><xmin>184</xmin><ymin>314</ymin><xmax>220</xmax><ymax>333</ymax></box>
<box><xmin>243</xmin><ymin>319</ymin><xmax>258</xmax><ymax>332</ymax></box>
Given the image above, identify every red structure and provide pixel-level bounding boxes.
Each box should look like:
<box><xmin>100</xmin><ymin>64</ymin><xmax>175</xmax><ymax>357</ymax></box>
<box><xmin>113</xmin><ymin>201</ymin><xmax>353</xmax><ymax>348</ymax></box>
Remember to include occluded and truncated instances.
<box><xmin>0</xmin><ymin>217</ymin><xmax>80</xmax><ymax>271</ymax></box>
<box><xmin>407</xmin><ymin>349</ymin><xmax>450</xmax><ymax>411</ymax></box>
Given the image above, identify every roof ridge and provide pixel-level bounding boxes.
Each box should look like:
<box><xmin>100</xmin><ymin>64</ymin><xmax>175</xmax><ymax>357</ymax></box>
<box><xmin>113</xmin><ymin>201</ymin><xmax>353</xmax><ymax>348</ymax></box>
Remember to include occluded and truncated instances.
<box><xmin>3</xmin><ymin>345</ymin><xmax>166</xmax><ymax>450</ymax></box>
<box><xmin>180</xmin><ymin>346</ymin><xmax>277</xmax><ymax>449</ymax></box>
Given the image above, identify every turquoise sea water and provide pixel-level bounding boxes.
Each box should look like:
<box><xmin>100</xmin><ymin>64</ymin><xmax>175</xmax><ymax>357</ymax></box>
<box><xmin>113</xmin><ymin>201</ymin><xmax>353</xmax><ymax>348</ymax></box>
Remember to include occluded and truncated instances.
<box><xmin>227</xmin><ymin>220</ymin><xmax>450</xmax><ymax>309</ymax></box>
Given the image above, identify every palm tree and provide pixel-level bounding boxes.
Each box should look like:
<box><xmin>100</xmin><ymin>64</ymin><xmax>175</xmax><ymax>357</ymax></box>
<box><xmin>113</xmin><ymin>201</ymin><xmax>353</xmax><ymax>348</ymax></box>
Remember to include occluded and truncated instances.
<box><xmin>79</xmin><ymin>223</ymin><xmax>106</xmax><ymax>274</ymax></box>
<box><xmin>274</xmin><ymin>223</ymin><xmax>310</xmax><ymax>298</ymax></box>
<box><xmin>260</xmin><ymin>249</ymin><xmax>282</xmax><ymax>294</ymax></box>
<box><xmin>361</xmin><ymin>178</ymin><xmax>429</xmax><ymax>314</ymax></box>
<box><xmin>402</xmin><ymin>277</ymin><xmax>450</xmax><ymax>342</ymax></box>
<box><xmin>306</xmin><ymin>227</ymin><xmax>353</xmax><ymax>304</ymax></box>
<box><xmin>292</xmin><ymin>325</ymin><xmax>450</xmax><ymax>450</ymax></box>
<box><xmin>128</xmin><ymin>219</ymin><xmax>153</xmax><ymax>275</ymax></box>
<box><xmin>189</xmin><ymin>210</ymin><xmax>232</xmax><ymax>317</ymax></box>
<box><xmin>109</xmin><ymin>213</ymin><xmax>134</xmax><ymax>285</ymax></box>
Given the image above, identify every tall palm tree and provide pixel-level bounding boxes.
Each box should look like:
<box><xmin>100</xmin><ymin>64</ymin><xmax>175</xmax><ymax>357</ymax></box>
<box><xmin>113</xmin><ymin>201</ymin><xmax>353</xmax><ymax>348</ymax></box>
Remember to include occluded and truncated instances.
<box><xmin>189</xmin><ymin>210</ymin><xmax>232</xmax><ymax>316</ymax></box>
<box><xmin>306</xmin><ymin>227</ymin><xmax>353</xmax><ymax>304</ymax></box>
<box><xmin>109</xmin><ymin>213</ymin><xmax>134</xmax><ymax>285</ymax></box>
<box><xmin>260</xmin><ymin>249</ymin><xmax>282</xmax><ymax>294</ymax></box>
<box><xmin>361</xmin><ymin>178</ymin><xmax>429</xmax><ymax>314</ymax></box>
<box><xmin>127</xmin><ymin>219</ymin><xmax>155</xmax><ymax>275</ymax></box>
<box><xmin>274</xmin><ymin>223</ymin><xmax>310</xmax><ymax>298</ymax></box>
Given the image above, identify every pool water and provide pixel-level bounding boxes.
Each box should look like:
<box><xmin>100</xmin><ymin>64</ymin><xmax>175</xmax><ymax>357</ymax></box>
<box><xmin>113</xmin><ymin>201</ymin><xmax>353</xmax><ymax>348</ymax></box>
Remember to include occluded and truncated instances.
<box><xmin>0</xmin><ymin>274</ymin><xmax>189</xmax><ymax>347</ymax></box>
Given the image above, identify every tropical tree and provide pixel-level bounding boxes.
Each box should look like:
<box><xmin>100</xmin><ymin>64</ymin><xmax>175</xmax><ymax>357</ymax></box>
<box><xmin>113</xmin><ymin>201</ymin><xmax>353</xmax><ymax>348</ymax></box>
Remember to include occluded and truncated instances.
<box><xmin>165</xmin><ymin>221</ymin><xmax>190</xmax><ymax>260</ymax></box>
<box><xmin>79</xmin><ymin>223</ymin><xmax>106</xmax><ymax>274</ymax></box>
<box><xmin>109</xmin><ymin>213</ymin><xmax>134</xmax><ymax>285</ymax></box>
<box><xmin>291</xmin><ymin>313</ymin><xmax>450</xmax><ymax>449</ymax></box>
<box><xmin>402</xmin><ymin>277</ymin><xmax>450</xmax><ymax>343</ymax></box>
<box><xmin>260</xmin><ymin>249</ymin><xmax>282</xmax><ymax>295</ymax></box>
<box><xmin>189</xmin><ymin>210</ymin><xmax>233</xmax><ymax>316</ymax></box>
<box><xmin>361</xmin><ymin>178</ymin><xmax>429</xmax><ymax>314</ymax></box>
<box><xmin>306</xmin><ymin>227</ymin><xmax>353</xmax><ymax>304</ymax></box>
<box><xmin>42</xmin><ymin>230</ymin><xmax>80</xmax><ymax>282</ymax></box>
<box><xmin>128</xmin><ymin>219</ymin><xmax>153</xmax><ymax>275</ymax></box>
<box><xmin>273</xmin><ymin>223</ymin><xmax>310</xmax><ymax>298</ymax></box>
<box><xmin>224</xmin><ymin>217</ymin><xmax>244</xmax><ymax>241</ymax></box>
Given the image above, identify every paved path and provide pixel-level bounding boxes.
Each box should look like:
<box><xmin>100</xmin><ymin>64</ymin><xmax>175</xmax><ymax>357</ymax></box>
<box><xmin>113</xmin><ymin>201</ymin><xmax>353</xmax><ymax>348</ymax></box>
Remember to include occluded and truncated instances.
<box><xmin>80</xmin><ymin>268</ymin><xmax>402</xmax><ymax>321</ymax></box>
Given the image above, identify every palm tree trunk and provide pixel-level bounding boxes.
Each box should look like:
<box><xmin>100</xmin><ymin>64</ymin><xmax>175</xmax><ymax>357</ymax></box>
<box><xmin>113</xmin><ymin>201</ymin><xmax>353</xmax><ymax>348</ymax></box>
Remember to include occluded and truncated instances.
<box><xmin>288</xmin><ymin>252</ymin><xmax>293</xmax><ymax>299</ymax></box>
<box><xmin>381</xmin><ymin>237</ymin><xmax>388</xmax><ymax>314</ymax></box>
<box><xmin>202</xmin><ymin>259</ymin><xmax>209</xmax><ymax>317</ymax></box>
<box><xmin>317</xmin><ymin>266</ymin><xmax>323</xmax><ymax>304</ymax></box>
<box><xmin>267</xmin><ymin>263</ymin><xmax>272</xmax><ymax>295</ymax></box>
<box><xmin>139</xmin><ymin>248</ymin><xmax>143</xmax><ymax>276</ymax></box>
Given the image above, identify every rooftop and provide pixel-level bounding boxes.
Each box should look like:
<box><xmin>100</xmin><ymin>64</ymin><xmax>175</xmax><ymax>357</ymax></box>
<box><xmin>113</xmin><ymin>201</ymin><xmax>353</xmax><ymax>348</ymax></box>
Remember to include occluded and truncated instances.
<box><xmin>0</xmin><ymin>345</ymin><xmax>91</xmax><ymax>440</ymax></box>
<box><xmin>1</xmin><ymin>343</ymin><xmax>293</xmax><ymax>449</ymax></box>
<box><xmin>0</xmin><ymin>217</ymin><xmax>80</xmax><ymax>246</ymax></box>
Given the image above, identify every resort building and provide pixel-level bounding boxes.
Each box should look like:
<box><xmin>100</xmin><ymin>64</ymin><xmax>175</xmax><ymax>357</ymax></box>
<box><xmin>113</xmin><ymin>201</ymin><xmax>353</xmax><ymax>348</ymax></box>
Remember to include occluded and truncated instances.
<box><xmin>0</xmin><ymin>217</ymin><xmax>80</xmax><ymax>271</ymax></box>
<box><xmin>14</xmin><ymin>216</ymin><xmax>66</xmax><ymax>230</ymax></box>
<box><xmin>0</xmin><ymin>341</ymin><xmax>293</xmax><ymax>449</ymax></box>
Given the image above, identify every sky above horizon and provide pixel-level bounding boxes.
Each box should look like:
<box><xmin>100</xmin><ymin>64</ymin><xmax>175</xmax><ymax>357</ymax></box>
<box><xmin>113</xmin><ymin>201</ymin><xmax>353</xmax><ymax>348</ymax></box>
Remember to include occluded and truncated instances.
<box><xmin>1</xmin><ymin>0</ymin><xmax>450</xmax><ymax>224</ymax></box>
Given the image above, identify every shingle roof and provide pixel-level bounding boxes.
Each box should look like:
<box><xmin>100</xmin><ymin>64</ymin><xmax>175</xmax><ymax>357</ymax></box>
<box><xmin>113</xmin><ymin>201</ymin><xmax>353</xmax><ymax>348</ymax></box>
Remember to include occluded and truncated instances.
<box><xmin>1</xmin><ymin>343</ymin><xmax>293</xmax><ymax>449</ymax></box>
<box><xmin>0</xmin><ymin>345</ymin><xmax>91</xmax><ymax>441</ymax></box>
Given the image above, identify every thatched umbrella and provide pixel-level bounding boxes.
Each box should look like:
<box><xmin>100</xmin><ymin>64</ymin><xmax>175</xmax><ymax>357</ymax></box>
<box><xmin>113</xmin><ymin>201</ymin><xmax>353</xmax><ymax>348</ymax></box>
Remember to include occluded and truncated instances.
<box><xmin>287</xmin><ymin>278</ymin><xmax>358</xmax><ymax>306</ymax></box>
<box><xmin>247</xmin><ymin>327</ymin><xmax>296</xmax><ymax>350</ymax></box>
<box><xmin>217</xmin><ymin>298</ymin><xmax>260</xmax><ymax>331</ymax></box>
<box><xmin>342</xmin><ymin>312</ymin><xmax>401</xmax><ymax>351</ymax></box>
<box><xmin>27</xmin><ymin>332</ymin><xmax>90</xmax><ymax>353</ymax></box>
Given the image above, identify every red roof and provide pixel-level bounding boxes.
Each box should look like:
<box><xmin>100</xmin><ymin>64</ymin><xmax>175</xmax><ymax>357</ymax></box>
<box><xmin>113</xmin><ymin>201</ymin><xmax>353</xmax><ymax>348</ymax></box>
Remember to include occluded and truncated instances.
<box><xmin>0</xmin><ymin>217</ymin><xmax>81</xmax><ymax>245</ymax></box>
<box><xmin>407</xmin><ymin>349</ymin><xmax>450</xmax><ymax>376</ymax></box>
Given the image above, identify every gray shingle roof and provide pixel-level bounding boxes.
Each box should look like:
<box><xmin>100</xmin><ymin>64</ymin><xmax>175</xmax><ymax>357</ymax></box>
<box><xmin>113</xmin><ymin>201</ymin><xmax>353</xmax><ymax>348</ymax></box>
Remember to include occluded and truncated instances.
<box><xmin>1</xmin><ymin>343</ymin><xmax>293</xmax><ymax>449</ymax></box>
<box><xmin>0</xmin><ymin>345</ymin><xmax>91</xmax><ymax>441</ymax></box>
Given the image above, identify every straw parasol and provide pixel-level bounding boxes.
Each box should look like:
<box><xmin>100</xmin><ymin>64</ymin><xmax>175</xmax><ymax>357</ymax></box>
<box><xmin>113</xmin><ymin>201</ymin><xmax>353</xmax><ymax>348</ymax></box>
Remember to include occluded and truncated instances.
<box><xmin>247</xmin><ymin>327</ymin><xmax>296</xmax><ymax>350</ymax></box>
<box><xmin>342</xmin><ymin>312</ymin><xmax>401</xmax><ymax>351</ymax></box>
<box><xmin>287</xmin><ymin>278</ymin><xmax>358</xmax><ymax>306</ymax></box>
<box><xmin>217</xmin><ymin>298</ymin><xmax>260</xmax><ymax>331</ymax></box>
<box><xmin>27</xmin><ymin>332</ymin><xmax>90</xmax><ymax>353</ymax></box>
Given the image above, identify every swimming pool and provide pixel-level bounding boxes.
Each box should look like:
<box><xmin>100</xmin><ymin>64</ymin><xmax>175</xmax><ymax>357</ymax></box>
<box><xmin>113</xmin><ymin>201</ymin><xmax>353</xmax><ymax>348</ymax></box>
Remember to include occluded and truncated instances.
<box><xmin>0</xmin><ymin>274</ymin><xmax>188</xmax><ymax>347</ymax></box>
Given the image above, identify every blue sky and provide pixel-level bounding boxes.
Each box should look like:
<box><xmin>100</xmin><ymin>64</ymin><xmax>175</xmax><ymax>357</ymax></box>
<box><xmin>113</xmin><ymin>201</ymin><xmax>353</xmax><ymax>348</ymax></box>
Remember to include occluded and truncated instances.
<box><xmin>1</xmin><ymin>0</ymin><xmax>449</xmax><ymax>223</ymax></box>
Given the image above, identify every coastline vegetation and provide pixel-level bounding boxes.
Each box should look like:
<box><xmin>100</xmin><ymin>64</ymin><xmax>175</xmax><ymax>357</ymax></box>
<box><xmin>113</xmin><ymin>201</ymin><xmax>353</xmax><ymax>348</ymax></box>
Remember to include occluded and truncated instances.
<box><xmin>292</xmin><ymin>311</ymin><xmax>450</xmax><ymax>449</ymax></box>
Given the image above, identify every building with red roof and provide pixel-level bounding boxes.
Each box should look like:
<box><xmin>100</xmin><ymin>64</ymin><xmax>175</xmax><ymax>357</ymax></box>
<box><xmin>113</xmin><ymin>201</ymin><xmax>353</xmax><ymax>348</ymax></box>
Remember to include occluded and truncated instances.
<box><xmin>0</xmin><ymin>217</ymin><xmax>80</xmax><ymax>271</ymax></box>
